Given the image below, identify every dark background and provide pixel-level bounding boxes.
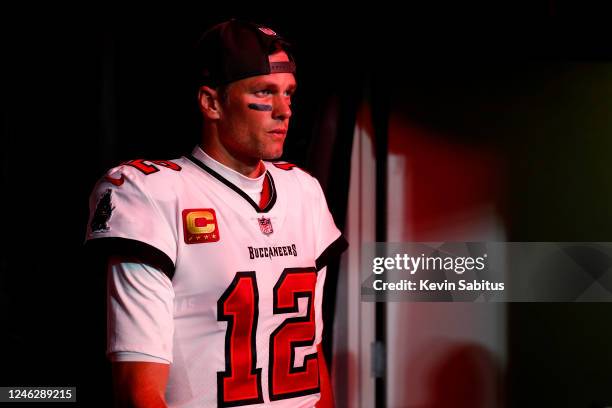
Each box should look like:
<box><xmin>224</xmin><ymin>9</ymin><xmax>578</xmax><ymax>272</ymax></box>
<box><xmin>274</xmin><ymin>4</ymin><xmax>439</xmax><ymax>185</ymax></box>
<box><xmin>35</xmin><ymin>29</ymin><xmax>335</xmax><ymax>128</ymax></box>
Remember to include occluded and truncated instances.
<box><xmin>3</xmin><ymin>2</ymin><xmax>612</xmax><ymax>407</ymax></box>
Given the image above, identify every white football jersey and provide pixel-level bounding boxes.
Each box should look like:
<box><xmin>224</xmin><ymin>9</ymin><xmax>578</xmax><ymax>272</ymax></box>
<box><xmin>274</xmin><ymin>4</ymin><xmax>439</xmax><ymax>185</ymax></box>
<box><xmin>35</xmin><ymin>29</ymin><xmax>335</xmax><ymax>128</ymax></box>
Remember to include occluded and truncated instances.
<box><xmin>86</xmin><ymin>146</ymin><xmax>347</xmax><ymax>408</ymax></box>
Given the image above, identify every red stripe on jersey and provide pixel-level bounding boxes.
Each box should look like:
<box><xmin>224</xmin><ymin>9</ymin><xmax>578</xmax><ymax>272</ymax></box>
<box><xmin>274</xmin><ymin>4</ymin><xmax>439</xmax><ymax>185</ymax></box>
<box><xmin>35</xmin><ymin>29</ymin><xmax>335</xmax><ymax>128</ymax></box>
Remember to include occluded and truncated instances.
<box><xmin>259</xmin><ymin>174</ymin><xmax>272</xmax><ymax>210</ymax></box>
<box><xmin>272</xmin><ymin>162</ymin><xmax>297</xmax><ymax>171</ymax></box>
<box><xmin>104</xmin><ymin>174</ymin><xmax>125</xmax><ymax>186</ymax></box>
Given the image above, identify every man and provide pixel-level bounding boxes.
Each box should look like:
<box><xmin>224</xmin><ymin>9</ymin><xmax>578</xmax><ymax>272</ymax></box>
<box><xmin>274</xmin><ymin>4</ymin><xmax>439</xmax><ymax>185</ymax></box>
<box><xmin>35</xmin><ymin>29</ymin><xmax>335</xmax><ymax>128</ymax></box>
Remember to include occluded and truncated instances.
<box><xmin>86</xmin><ymin>19</ymin><xmax>347</xmax><ymax>407</ymax></box>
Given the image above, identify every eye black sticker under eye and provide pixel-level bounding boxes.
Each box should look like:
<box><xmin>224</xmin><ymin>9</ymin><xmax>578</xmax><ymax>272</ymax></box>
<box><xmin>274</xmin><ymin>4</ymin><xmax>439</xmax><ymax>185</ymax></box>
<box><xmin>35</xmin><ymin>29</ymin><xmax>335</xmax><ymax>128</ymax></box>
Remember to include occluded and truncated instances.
<box><xmin>248</xmin><ymin>103</ymin><xmax>273</xmax><ymax>111</ymax></box>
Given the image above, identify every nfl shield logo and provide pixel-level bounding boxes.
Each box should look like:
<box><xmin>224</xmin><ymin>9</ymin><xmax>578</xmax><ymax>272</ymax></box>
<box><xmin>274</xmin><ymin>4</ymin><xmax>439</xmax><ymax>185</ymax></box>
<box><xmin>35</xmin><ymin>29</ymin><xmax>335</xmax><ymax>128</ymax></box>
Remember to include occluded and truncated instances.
<box><xmin>258</xmin><ymin>217</ymin><xmax>273</xmax><ymax>235</ymax></box>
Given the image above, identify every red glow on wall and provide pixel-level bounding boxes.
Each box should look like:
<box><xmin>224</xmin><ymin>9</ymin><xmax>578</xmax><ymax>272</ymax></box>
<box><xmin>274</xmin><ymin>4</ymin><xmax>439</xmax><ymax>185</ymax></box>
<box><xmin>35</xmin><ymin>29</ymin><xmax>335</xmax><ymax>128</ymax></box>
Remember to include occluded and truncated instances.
<box><xmin>388</xmin><ymin>113</ymin><xmax>506</xmax><ymax>240</ymax></box>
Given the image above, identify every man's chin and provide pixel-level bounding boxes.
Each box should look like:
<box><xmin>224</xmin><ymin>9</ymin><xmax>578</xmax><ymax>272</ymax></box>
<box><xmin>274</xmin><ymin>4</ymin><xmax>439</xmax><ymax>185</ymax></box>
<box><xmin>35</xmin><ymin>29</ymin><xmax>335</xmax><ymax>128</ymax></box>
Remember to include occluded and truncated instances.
<box><xmin>262</xmin><ymin>148</ymin><xmax>284</xmax><ymax>161</ymax></box>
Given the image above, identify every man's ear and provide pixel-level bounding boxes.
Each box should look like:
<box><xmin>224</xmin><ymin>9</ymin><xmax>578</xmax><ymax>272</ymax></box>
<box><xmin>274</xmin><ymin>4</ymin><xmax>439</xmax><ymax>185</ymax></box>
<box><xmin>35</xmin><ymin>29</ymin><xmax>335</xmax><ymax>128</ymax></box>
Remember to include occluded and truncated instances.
<box><xmin>198</xmin><ymin>86</ymin><xmax>222</xmax><ymax>120</ymax></box>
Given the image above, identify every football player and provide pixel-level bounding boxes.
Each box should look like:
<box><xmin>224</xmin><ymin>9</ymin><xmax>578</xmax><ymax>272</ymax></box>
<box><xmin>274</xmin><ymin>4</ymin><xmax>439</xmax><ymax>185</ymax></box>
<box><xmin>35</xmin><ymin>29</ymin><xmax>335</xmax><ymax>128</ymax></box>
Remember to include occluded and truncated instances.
<box><xmin>86</xmin><ymin>19</ymin><xmax>347</xmax><ymax>408</ymax></box>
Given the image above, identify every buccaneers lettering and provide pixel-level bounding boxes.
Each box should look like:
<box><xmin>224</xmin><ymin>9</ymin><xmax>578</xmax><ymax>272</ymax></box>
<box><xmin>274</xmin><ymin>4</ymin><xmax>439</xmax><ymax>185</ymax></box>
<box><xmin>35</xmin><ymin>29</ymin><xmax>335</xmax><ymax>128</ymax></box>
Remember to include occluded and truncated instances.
<box><xmin>248</xmin><ymin>244</ymin><xmax>297</xmax><ymax>260</ymax></box>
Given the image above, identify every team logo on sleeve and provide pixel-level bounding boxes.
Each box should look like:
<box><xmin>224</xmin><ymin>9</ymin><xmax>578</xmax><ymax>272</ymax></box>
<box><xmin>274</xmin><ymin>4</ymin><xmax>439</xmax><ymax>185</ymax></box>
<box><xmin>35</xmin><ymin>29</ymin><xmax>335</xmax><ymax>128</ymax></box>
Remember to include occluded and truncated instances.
<box><xmin>91</xmin><ymin>189</ymin><xmax>114</xmax><ymax>233</ymax></box>
<box><xmin>182</xmin><ymin>209</ymin><xmax>220</xmax><ymax>244</ymax></box>
<box><xmin>257</xmin><ymin>216</ymin><xmax>274</xmax><ymax>235</ymax></box>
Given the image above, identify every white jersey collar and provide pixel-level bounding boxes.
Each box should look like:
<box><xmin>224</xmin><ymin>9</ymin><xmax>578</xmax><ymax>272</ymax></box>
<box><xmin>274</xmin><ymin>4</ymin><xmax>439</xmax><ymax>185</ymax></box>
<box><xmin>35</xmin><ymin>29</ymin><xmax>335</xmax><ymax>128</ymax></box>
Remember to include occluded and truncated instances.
<box><xmin>191</xmin><ymin>145</ymin><xmax>265</xmax><ymax>196</ymax></box>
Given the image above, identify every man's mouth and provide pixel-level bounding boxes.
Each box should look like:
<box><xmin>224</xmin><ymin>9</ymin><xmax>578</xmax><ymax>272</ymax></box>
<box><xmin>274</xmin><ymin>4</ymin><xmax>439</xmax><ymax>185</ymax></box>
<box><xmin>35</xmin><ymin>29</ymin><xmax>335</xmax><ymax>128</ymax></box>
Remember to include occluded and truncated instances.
<box><xmin>268</xmin><ymin>128</ymin><xmax>287</xmax><ymax>135</ymax></box>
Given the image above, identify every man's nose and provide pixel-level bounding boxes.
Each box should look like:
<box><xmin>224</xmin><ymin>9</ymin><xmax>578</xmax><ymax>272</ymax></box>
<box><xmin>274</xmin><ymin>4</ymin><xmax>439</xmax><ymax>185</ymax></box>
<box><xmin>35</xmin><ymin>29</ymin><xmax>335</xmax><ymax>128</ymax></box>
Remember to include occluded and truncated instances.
<box><xmin>272</xmin><ymin>96</ymin><xmax>292</xmax><ymax>120</ymax></box>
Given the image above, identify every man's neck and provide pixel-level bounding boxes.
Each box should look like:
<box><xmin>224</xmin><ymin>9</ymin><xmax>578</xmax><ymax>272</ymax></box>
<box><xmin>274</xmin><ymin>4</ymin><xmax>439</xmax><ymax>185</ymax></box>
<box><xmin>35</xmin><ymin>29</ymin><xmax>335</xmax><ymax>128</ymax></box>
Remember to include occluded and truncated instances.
<box><xmin>200</xmin><ymin>142</ymin><xmax>264</xmax><ymax>179</ymax></box>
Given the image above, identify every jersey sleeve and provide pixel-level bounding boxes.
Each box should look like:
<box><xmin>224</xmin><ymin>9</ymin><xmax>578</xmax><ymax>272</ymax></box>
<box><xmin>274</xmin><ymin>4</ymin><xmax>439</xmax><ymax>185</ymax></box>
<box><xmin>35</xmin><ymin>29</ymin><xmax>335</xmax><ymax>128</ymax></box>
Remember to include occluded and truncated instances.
<box><xmin>85</xmin><ymin>165</ymin><xmax>177</xmax><ymax>275</ymax></box>
<box><xmin>311</xmin><ymin>179</ymin><xmax>348</xmax><ymax>346</ymax></box>
<box><xmin>107</xmin><ymin>257</ymin><xmax>175</xmax><ymax>362</ymax></box>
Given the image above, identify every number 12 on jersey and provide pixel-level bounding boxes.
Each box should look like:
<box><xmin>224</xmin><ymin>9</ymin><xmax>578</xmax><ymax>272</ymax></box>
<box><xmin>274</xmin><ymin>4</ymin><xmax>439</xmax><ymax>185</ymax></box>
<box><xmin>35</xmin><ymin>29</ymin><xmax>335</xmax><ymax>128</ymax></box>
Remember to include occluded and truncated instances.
<box><xmin>217</xmin><ymin>267</ymin><xmax>320</xmax><ymax>407</ymax></box>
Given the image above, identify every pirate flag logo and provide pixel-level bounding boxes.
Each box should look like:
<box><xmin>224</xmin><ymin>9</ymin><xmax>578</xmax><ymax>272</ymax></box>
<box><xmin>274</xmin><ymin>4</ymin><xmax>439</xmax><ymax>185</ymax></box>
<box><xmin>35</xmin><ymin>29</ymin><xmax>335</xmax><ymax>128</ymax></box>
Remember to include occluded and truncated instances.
<box><xmin>91</xmin><ymin>189</ymin><xmax>114</xmax><ymax>233</ymax></box>
<box><xmin>258</xmin><ymin>216</ymin><xmax>273</xmax><ymax>235</ymax></box>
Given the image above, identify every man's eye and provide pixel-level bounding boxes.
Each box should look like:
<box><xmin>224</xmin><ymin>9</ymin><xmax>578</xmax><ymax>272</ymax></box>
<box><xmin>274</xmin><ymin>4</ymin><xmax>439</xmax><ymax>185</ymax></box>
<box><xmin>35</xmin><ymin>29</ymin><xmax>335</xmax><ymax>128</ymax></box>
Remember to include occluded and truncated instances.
<box><xmin>255</xmin><ymin>90</ymin><xmax>272</xmax><ymax>97</ymax></box>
